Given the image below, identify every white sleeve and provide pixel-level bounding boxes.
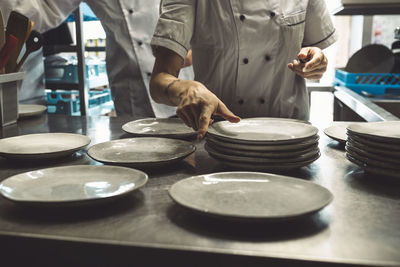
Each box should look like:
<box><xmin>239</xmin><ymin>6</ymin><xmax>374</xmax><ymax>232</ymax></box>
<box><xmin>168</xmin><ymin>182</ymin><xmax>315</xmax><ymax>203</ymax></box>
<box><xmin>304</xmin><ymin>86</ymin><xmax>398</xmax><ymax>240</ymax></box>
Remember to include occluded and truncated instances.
<box><xmin>3</xmin><ymin>0</ymin><xmax>82</xmax><ymax>33</ymax></box>
<box><xmin>150</xmin><ymin>0</ymin><xmax>196</xmax><ymax>60</ymax></box>
<box><xmin>302</xmin><ymin>0</ymin><xmax>337</xmax><ymax>49</ymax></box>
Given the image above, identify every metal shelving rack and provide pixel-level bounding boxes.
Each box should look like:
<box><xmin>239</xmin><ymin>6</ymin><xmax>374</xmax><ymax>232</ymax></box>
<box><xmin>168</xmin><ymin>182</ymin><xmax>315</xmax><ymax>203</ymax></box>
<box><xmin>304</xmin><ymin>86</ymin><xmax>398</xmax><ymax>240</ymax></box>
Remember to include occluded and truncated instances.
<box><xmin>43</xmin><ymin>4</ymin><xmax>107</xmax><ymax>116</ymax></box>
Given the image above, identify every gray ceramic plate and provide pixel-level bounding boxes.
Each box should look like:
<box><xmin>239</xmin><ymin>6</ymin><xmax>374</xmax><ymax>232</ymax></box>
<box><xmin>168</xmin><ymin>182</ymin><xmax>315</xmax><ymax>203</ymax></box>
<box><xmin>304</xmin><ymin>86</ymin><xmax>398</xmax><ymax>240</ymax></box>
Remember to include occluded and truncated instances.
<box><xmin>0</xmin><ymin>133</ymin><xmax>91</xmax><ymax>160</ymax></box>
<box><xmin>0</xmin><ymin>165</ymin><xmax>148</xmax><ymax>206</ymax></box>
<box><xmin>206</xmin><ymin>135</ymin><xmax>319</xmax><ymax>152</ymax></box>
<box><xmin>347</xmin><ymin>137</ymin><xmax>400</xmax><ymax>157</ymax></box>
<box><xmin>18</xmin><ymin>104</ymin><xmax>47</xmax><ymax>118</ymax></box>
<box><xmin>169</xmin><ymin>172</ymin><xmax>333</xmax><ymax>221</ymax></box>
<box><xmin>209</xmin><ymin>152</ymin><xmax>320</xmax><ymax>171</ymax></box>
<box><xmin>347</xmin><ymin>132</ymin><xmax>400</xmax><ymax>151</ymax></box>
<box><xmin>207</xmin><ymin>118</ymin><xmax>318</xmax><ymax>144</ymax></box>
<box><xmin>122</xmin><ymin>118</ymin><xmax>196</xmax><ymax>139</ymax></box>
<box><xmin>87</xmin><ymin>137</ymin><xmax>195</xmax><ymax>167</ymax></box>
<box><xmin>324</xmin><ymin>121</ymin><xmax>364</xmax><ymax>144</ymax></box>
<box><xmin>205</xmin><ymin>143</ymin><xmax>320</xmax><ymax>164</ymax></box>
<box><xmin>346</xmin><ymin>146</ymin><xmax>400</xmax><ymax>170</ymax></box>
<box><xmin>206</xmin><ymin>140</ymin><xmax>319</xmax><ymax>158</ymax></box>
<box><xmin>347</xmin><ymin>121</ymin><xmax>400</xmax><ymax>144</ymax></box>
<box><xmin>346</xmin><ymin>141</ymin><xmax>400</xmax><ymax>165</ymax></box>
<box><xmin>346</xmin><ymin>153</ymin><xmax>400</xmax><ymax>179</ymax></box>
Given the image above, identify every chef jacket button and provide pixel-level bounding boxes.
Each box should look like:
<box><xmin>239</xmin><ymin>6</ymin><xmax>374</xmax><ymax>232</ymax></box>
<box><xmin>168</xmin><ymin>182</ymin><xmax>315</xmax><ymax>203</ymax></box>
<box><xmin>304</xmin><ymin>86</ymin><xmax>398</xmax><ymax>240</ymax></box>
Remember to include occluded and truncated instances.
<box><xmin>147</xmin><ymin>72</ymin><xmax>152</xmax><ymax>77</ymax></box>
<box><xmin>240</xmin><ymin>15</ymin><xmax>246</xmax><ymax>21</ymax></box>
<box><xmin>259</xmin><ymin>98</ymin><xmax>265</xmax><ymax>104</ymax></box>
<box><xmin>265</xmin><ymin>55</ymin><xmax>271</xmax><ymax>61</ymax></box>
<box><xmin>128</xmin><ymin>9</ymin><xmax>134</xmax><ymax>14</ymax></box>
<box><xmin>138</xmin><ymin>41</ymin><xmax>143</xmax><ymax>46</ymax></box>
<box><xmin>238</xmin><ymin>99</ymin><xmax>244</xmax><ymax>105</ymax></box>
<box><xmin>270</xmin><ymin>11</ymin><xmax>276</xmax><ymax>18</ymax></box>
<box><xmin>243</xmin><ymin>58</ymin><xmax>249</xmax><ymax>64</ymax></box>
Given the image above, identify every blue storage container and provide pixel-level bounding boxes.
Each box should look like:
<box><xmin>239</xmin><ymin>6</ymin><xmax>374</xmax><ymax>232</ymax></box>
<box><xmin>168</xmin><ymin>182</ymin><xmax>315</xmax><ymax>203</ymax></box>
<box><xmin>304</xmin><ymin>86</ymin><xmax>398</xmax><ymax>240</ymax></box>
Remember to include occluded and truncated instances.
<box><xmin>334</xmin><ymin>69</ymin><xmax>400</xmax><ymax>95</ymax></box>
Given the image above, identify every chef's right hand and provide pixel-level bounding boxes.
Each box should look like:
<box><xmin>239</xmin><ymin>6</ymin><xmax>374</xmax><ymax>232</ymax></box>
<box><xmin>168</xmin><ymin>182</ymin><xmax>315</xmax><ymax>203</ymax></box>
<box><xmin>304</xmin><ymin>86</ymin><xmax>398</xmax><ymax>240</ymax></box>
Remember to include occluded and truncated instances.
<box><xmin>174</xmin><ymin>80</ymin><xmax>240</xmax><ymax>139</ymax></box>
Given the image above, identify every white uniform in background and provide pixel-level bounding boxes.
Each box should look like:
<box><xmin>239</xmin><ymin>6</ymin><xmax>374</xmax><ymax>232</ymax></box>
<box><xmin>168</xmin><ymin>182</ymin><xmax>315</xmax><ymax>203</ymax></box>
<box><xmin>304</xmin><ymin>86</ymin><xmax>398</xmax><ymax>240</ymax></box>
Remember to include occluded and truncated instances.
<box><xmin>3</xmin><ymin>0</ymin><xmax>191</xmax><ymax>117</ymax></box>
<box><xmin>151</xmin><ymin>0</ymin><xmax>337</xmax><ymax>120</ymax></box>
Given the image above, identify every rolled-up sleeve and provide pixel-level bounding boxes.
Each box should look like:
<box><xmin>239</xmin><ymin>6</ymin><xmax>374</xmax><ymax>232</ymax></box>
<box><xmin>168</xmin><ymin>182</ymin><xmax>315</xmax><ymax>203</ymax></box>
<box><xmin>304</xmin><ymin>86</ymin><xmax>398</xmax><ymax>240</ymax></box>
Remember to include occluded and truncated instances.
<box><xmin>302</xmin><ymin>0</ymin><xmax>337</xmax><ymax>49</ymax></box>
<box><xmin>150</xmin><ymin>0</ymin><xmax>196</xmax><ymax>60</ymax></box>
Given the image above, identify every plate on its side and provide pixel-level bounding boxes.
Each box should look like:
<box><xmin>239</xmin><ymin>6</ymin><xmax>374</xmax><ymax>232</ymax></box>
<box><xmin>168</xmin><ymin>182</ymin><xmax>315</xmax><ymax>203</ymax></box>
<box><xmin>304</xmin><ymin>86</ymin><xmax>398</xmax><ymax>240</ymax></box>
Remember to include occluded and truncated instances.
<box><xmin>122</xmin><ymin>118</ymin><xmax>196</xmax><ymax>139</ymax></box>
<box><xmin>169</xmin><ymin>172</ymin><xmax>333</xmax><ymax>221</ymax></box>
<box><xmin>324</xmin><ymin>121</ymin><xmax>363</xmax><ymax>144</ymax></box>
<box><xmin>0</xmin><ymin>133</ymin><xmax>91</xmax><ymax>160</ymax></box>
<box><xmin>88</xmin><ymin>137</ymin><xmax>195</xmax><ymax>168</ymax></box>
<box><xmin>207</xmin><ymin>118</ymin><xmax>318</xmax><ymax>145</ymax></box>
<box><xmin>347</xmin><ymin>121</ymin><xmax>400</xmax><ymax>144</ymax></box>
<box><xmin>205</xmin><ymin>143</ymin><xmax>320</xmax><ymax>164</ymax></box>
<box><xmin>205</xmin><ymin>135</ymin><xmax>319</xmax><ymax>152</ymax></box>
<box><xmin>18</xmin><ymin>104</ymin><xmax>47</xmax><ymax>118</ymax></box>
<box><xmin>0</xmin><ymin>165</ymin><xmax>148</xmax><ymax>207</ymax></box>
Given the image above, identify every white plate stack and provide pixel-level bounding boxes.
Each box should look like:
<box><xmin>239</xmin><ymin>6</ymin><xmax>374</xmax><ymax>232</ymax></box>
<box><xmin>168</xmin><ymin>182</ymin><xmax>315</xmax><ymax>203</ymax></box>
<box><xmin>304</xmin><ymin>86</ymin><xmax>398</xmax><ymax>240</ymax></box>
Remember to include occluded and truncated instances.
<box><xmin>345</xmin><ymin>121</ymin><xmax>400</xmax><ymax>178</ymax></box>
<box><xmin>205</xmin><ymin>118</ymin><xmax>320</xmax><ymax>171</ymax></box>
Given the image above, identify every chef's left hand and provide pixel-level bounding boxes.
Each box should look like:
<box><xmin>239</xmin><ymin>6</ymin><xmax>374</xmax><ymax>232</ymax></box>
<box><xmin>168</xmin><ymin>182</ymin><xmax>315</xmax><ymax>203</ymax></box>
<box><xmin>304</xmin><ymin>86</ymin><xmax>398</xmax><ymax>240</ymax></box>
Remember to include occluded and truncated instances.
<box><xmin>287</xmin><ymin>47</ymin><xmax>328</xmax><ymax>80</ymax></box>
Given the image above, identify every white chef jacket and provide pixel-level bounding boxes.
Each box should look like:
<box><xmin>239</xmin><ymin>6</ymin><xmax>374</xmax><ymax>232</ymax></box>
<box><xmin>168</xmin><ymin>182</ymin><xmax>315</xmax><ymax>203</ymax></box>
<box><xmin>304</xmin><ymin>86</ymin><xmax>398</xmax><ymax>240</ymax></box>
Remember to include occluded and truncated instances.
<box><xmin>151</xmin><ymin>0</ymin><xmax>337</xmax><ymax>120</ymax></box>
<box><xmin>5</xmin><ymin>0</ymin><xmax>192</xmax><ymax>117</ymax></box>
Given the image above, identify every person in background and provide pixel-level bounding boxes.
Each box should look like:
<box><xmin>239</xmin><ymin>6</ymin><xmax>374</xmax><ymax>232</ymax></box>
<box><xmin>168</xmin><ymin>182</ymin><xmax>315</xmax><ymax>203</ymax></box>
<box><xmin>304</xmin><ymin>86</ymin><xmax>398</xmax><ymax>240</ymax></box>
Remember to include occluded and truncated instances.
<box><xmin>150</xmin><ymin>0</ymin><xmax>337</xmax><ymax>139</ymax></box>
<box><xmin>1</xmin><ymin>0</ymin><xmax>193</xmax><ymax>117</ymax></box>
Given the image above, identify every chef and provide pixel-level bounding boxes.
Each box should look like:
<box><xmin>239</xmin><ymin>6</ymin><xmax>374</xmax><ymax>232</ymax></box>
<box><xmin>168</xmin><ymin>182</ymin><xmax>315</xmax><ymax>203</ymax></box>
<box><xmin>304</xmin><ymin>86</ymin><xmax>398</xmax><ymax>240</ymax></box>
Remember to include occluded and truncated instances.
<box><xmin>150</xmin><ymin>0</ymin><xmax>337</xmax><ymax>139</ymax></box>
<box><xmin>2</xmin><ymin>0</ymin><xmax>193</xmax><ymax>117</ymax></box>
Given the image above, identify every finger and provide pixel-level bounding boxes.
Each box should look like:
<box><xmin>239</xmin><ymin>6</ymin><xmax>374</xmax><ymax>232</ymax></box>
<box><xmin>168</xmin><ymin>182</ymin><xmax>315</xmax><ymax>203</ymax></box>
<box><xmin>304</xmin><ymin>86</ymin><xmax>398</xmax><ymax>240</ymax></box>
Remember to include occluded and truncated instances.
<box><xmin>303</xmin><ymin>49</ymin><xmax>324</xmax><ymax>72</ymax></box>
<box><xmin>197</xmin><ymin>106</ymin><xmax>214</xmax><ymax>140</ymax></box>
<box><xmin>176</xmin><ymin>109</ymin><xmax>191</xmax><ymax>128</ymax></box>
<box><xmin>297</xmin><ymin>47</ymin><xmax>310</xmax><ymax>61</ymax></box>
<box><xmin>303</xmin><ymin>67</ymin><xmax>327</xmax><ymax>78</ymax></box>
<box><xmin>216</xmin><ymin>101</ymin><xmax>240</xmax><ymax>123</ymax></box>
<box><xmin>306</xmin><ymin>74</ymin><xmax>324</xmax><ymax>80</ymax></box>
<box><xmin>189</xmin><ymin>104</ymin><xmax>201</xmax><ymax>130</ymax></box>
<box><xmin>291</xmin><ymin>66</ymin><xmax>327</xmax><ymax>78</ymax></box>
<box><xmin>181</xmin><ymin>107</ymin><xmax>198</xmax><ymax>131</ymax></box>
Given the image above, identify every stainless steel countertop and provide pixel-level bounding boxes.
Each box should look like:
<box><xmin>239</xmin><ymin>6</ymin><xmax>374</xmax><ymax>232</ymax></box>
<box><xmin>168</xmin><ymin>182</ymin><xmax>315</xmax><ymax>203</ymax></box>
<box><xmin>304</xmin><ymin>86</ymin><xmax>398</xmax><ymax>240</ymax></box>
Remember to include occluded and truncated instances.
<box><xmin>334</xmin><ymin>86</ymin><xmax>400</xmax><ymax>122</ymax></box>
<box><xmin>0</xmin><ymin>115</ymin><xmax>399</xmax><ymax>267</ymax></box>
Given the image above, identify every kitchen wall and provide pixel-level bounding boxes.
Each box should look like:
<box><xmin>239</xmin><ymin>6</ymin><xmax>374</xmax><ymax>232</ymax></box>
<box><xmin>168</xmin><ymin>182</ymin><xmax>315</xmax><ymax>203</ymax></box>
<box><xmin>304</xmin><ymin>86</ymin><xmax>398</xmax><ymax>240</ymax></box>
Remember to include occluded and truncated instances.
<box><xmin>372</xmin><ymin>15</ymin><xmax>400</xmax><ymax>48</ymax></box>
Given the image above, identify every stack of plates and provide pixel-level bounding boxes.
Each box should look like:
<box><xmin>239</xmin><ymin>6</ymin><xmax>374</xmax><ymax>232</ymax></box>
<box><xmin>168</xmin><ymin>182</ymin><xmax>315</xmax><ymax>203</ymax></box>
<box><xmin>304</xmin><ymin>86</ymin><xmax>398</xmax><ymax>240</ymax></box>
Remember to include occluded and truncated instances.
<box><xmin>345</xmin><ymin>121</ymin><xmax>400</xmax><ymax>178</ymax></box>
<box><xmin>205</xmin><ymin>118</ymin><xmax>320</xmax><ymax>171</ymax></box>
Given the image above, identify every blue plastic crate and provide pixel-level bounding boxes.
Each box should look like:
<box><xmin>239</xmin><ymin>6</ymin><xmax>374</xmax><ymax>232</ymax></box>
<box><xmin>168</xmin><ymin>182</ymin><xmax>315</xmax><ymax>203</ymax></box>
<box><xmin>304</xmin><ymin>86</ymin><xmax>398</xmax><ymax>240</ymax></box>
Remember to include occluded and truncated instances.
<box><xmin>334</xmin><ymin>69</ymin><xmax>400</xmax><ymax>95</ymax></box>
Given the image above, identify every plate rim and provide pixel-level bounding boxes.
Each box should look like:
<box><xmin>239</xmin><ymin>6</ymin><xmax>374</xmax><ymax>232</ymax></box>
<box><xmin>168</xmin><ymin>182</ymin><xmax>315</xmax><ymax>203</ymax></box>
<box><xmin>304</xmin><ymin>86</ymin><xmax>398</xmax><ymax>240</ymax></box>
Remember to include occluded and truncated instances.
<box><xmin>169</xmin><ymin>171</ymin><xmax>333</xmax><ymax>220</ymax></box>
<box><xmin>0</xmin><ymin>133</ymin><xmax>91</xmax><ymax>157</ymax></box>
<box><xmin>0</xmin><ymin>165</ymin><xmax>149</xmax><ymax>204</ymax></box>
<box><xmin>122</xmin><ymin>117</ymin><xmax>196</xmax><ymax>138</ymax></box>
<box><xmin>205</xmin><ymin>142</ymin><xmax>320</xmax><ymax>164</ymax></box>
<box><xmin>87</xmin><ymin>137</ymin><xmax>196</xmax><ymax>165</ymax></box>
<box><xmin>347</xmin><ymin>121</ymin><xmax>400</xmax><ymax>144</ymax></box>
<box><xmin>18</xmin><ymin>104</ymin><xmax>47</xmax><ymax>117</ymax></box>
<box><xmin>207</xmin><ymin>118</ymin><xmax>318</xmax><ymax>144</ymax></box>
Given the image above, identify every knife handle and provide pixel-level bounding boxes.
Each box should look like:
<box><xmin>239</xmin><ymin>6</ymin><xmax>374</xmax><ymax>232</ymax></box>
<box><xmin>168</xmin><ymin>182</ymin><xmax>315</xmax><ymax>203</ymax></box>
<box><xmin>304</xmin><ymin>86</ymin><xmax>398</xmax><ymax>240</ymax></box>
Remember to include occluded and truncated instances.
<box><xmin>0</xmin><ymin>34</ymin><xmax>18</xmax><ymax>71</ymax></box>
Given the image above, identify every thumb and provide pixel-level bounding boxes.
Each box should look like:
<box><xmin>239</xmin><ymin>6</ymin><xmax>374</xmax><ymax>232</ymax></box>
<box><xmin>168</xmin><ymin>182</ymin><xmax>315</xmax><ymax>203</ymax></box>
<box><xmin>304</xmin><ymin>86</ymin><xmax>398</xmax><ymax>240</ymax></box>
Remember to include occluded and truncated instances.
<box><xmin>298</xmin><ymin>47</ymin><xmax>310</xmax><ymax>60</ymax></box>
<box><xmin>216</xmin><ymin>101</ymin><xmax>241</xmax><ymax>123</ymax></box>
